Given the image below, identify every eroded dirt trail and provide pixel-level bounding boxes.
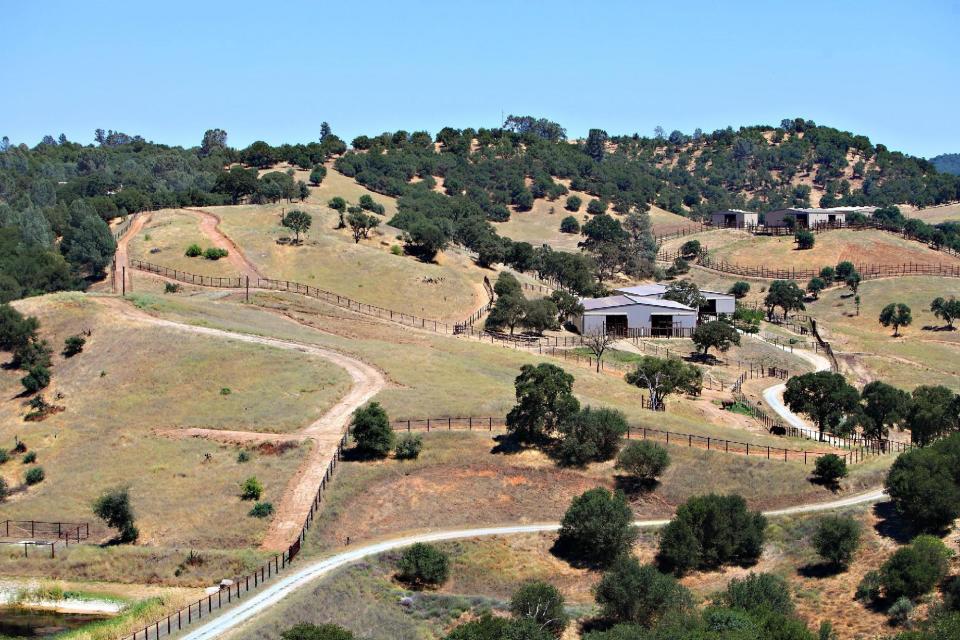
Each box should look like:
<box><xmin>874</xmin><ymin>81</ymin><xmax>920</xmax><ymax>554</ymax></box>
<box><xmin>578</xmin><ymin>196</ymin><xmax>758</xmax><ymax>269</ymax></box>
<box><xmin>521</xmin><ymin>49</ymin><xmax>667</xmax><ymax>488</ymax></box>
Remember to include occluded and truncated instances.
<box><xmin>182</xmin><ymin>208</ymin><xmax>264</xmax><ymax>280</ymax></box>
<box><xmin>100</xmin><ymin>298</ymin><xmax>385</xmax><ymax>551</ymax></box>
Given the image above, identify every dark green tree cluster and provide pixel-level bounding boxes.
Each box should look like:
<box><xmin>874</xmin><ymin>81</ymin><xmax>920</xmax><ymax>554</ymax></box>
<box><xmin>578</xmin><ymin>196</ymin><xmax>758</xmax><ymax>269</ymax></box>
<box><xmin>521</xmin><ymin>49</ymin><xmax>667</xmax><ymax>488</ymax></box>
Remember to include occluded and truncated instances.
<box><xmin>885</xmin><ymin>432</ymin><xmax>960</xmax><ymax>532</ymax></box>
<box><xmin>484</xmin><ymin>273</ymin><xmax>559</xmax><ymax>335</ymax></box>
<box><xmin>0</xmin><ymin>303</ymin><xmax>52</xmax><ymax>394</ymax></box>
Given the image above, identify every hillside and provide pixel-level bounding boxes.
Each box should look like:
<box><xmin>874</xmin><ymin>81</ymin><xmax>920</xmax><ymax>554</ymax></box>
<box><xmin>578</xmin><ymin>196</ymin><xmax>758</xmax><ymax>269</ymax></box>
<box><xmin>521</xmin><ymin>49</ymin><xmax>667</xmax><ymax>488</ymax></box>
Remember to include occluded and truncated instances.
<box><xmin>931</xmin><ymin>152</ymin><xmax>960</xmax><ymax>175</ymax></box>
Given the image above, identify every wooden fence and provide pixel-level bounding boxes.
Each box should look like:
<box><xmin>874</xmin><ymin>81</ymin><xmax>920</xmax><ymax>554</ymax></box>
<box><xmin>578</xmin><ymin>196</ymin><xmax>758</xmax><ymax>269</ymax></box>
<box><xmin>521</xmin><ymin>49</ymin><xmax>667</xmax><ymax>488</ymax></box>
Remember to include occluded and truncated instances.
<box><xmin>389</xmin><ymin>416</ymin><xmax>857</xmax><ymax>465</ymax></box>
<box><xmin>0</xmin><ymin>520</ymin><xmax>90</xmax><ymax>558</ymax></box>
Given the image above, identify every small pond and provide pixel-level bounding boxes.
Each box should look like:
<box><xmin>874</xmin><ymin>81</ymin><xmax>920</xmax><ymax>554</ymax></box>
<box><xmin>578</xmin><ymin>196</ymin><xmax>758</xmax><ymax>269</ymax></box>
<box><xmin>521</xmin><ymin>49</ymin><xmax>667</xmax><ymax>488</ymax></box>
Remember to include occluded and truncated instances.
<box><xmin>0</xmin><ymin>606</ymin><xmax>110</xmax><ymax>637</ymax></box>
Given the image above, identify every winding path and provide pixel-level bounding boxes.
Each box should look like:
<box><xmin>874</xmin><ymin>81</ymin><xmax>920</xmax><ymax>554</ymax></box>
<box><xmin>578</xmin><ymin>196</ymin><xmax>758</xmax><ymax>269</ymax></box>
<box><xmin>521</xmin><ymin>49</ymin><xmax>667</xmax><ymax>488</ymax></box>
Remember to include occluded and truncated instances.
<box><xmin>100</xmin><ymin>299</ymin><xmax>385</xmax><ymax>551</ymax></box>
<box><xmin>183</xmin><ymin>487</ymin><xmax>885</xmax><ymax>640</ymax></box>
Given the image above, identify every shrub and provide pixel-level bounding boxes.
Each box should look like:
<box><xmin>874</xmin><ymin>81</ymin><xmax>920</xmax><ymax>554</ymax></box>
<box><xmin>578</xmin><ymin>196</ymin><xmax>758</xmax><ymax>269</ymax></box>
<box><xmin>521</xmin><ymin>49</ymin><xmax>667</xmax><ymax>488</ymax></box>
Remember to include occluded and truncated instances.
<box><xmin>0</xmin><ymin>478</ymin><xmax>8</xmax><ymax>502</ymax></box>
<box><xmin>240</xmin><ymin>476</ymin><xmax>263</xmax><ymax>500</ymax></box>
<box><xmin>942</xmin><ymin>575</ymin><xmax>960</xmax><ymax>611</ymax></box>
<box><xmin>819</xmin><ymin>266</ymin><xmax>836</xmax><ymax>281</ymax></box>
<box><xmin>185</xmin><ymin>244</ymin><xmax>203</xmax><ymax>257</ymax></box>
<box><xmin>795</xmin><ymin>229</ymin><xmax>815</xmax><ymax>249</ymax></box>
<box><xmin>587</xmin><ymin>199</ymin><xmax>606</xmax><ymax>215</ymax></box>
<box><xmin>658</xmin><ymin>494</ymin><xmax>766</xmax><ymax>575</ymax></box>
<box><xmin>615</xmin><ymin>441</ymin><xmax>670</xmax><ymax>483</ymax></box>
<box><xmin>880</xmin><ymin>535</ymin><xmax>951</xmax><ymax>601</ymax></box>
<box><xmin>565</xmin><ymin>195</ymin><xmax>582</xmax><ymax>212</ymax></box>
<box><xmin>856</xmin><ymin>570</ymin><xmax>882</xmax><ymax>603</ymax></box>
<box><xmin>22</xmin><ymin>451</ymin><xmax>36</xmax><ymax>464</ymax></box>
<box><xmin>203</xmin><ymin>247</ymin><xmax>228</xmax><ymax>260</ymax></box>
<box><xmin>665</xmin><ymin>257</ymin><xmax>689</xmax><ymax>277</ymax></box>
<box><xmin>510</xmin><ymin>581</ymin><xmax>568</xmax><ymax>636</ymax></box>
<box><xmin>164</xmin><ymin>282</ymin><xmax>181</xmax><ymax>294</ymax></box>
<box><xmin>556</xmin><ymin>488</ymin><xmax>636</xmax><ymax>565</ymax></box>
<box><xmin>390</xmin><ymin>244</ymin><xmax>403</xmax><ymax>256</ymax></box>
<box><xmin>680</xmin><ymin>239</ymin><xmax>701</xmax><ymax>259</ymax></box>
<box><xmin>812</xmin><ymin>515</ymin><xmax>861</xmax><ymax>568</ymax></box>
<box><xmin>594</xmin><ymin>555</ymin><xmax>691</xmax><ymax>626</ymax></box>
<box><xmin>62</xmin><ymin>335</ymin><xmax>85</xmax><ymax>357</ymax></box>
<box><xmin>559</xmin><ymin>216</ymin><xmax>580</xmax><ymax>234</ymax></box>
<box><xmin>394</xmin><ymin>434</ymin><xmax>423</xmax><ymax>460</ymax></box>
<box><xmin>350</xmin><ymin>402</ymin><xmax>394</xmax><ymax>457</ymax></box>
<box><xmin>0</xmin><ymin>450</ymin><xmax>8</xmax><ymax>464</ymax></box>
<box><xmin>21</xmin><ymin>365</ymin><xmax>50</xmax><ymax>393</ymax></box>
<box><xmin>556</xmin><ymin>407</ymin><xmax>628</xmax><ymax>467</ymax></box>
<box><xmin>446</xmin><ymin>615</ymin><xmax>551</xmax><ymax>640</ymax></box>
<box><xmin>728</xmin><ymin>281</ymin><xmax>750</xmax><ymax>299</ymax></box>
<box><xmin>249</xmin><ymin>502</ymin><xmax>274</xmax><ymax>518</ymax></box>
<box><xmin>281</xmin><ymin>623</ymin><xmax>354</xmax><ymax>640</ymax></box>
<box><xmin>812</xmin><ymin>454</ymin><xmax>847</xmax><ymax>487</ymax></box>
<box><xmin>888</xmin><ymin>596</ymin><xmax>914</xmax><ymax>627</ymax></box>
<box><xmin>721</xmin><ymin>573</ymin><xmax>794</xmax><ymax>616</ymax></box>
<box><xmin>396</xmin><ymin>543</ymin><xmax>449</xmax><ymax>587</ymax></box>
<box><xmin>24</xmin><ymin>467</ymin><xmax>44</xmax><ymax>485</ymax></box>
<box><xmin>237</xmin><ymin>450</ymin><xmax>250</xmax><ymax>463</ymax></box>
<box><xmin>93</xmin><ymin>487</ymin><xmax>138</xmax><ymax>543</ymax></box>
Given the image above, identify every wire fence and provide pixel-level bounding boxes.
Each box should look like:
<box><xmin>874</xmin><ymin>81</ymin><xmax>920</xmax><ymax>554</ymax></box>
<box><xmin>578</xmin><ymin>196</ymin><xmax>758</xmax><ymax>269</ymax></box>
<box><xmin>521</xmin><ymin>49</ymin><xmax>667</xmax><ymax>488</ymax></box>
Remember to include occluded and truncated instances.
<box><xmin>389</xmin><ymin>416</ymin><xmax>855</xmax><ymax>464</ymax></box>
<box><xmin>0</xmin><ymin>520</ymin><xmax>90</xmax><ymax>558</ymax></box>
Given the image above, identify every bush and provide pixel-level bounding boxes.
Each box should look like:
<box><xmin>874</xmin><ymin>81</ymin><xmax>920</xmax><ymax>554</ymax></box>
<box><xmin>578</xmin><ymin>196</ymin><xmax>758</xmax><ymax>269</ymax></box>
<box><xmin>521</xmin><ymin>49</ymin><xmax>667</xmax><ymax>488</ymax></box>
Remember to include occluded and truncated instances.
<box><xmin>24</xmin><ymin>467</ymin><xmax>44</xmax><ymax>485</ymax></box>
<box><xmin>658</xmin><ymin>494</ymin><xmax>766</xmax><ymax>575</ymax></box>
<box><xmin>396</xmin><ymin>543</ymin><xmax>449</xmax><ymax>587</ymax></box>
<box><xmin>185</xmin><ymin>244</ymin><xmax>203</xmax><ymax>257</ymax></box>
<box><xmin>856</xmin><ymin>570</ymin><xmax>882</xmax><ymax>603</ymax></box>
<box><xmin>510</xmin><ymin>581</ymin><xmax>568</xmax><ymax>636</ymax></box>
<box><xmin>281</xmin><ymin>622</ymin><xmax>354</xmax><ymax>640</ymax></box>
<box><xmin>721</xmin><ymin>573</ymin><xmax>794</xmax><ymax>616</ymax></box>
<box><xmin>880</xmin><ymin>535</ymin><xmax>951</xmax><ymax>601</ymax></box>
<box><xmin>249</xmin><ymin>502</ymin><xmax>274</xmax><ymax>518</ymax></box>
<box><xmin>885</xmin><ymin>440</ymin><xmax>960</xmax><ymax>533</ymax></box>
<box><xmin>62</xmin><ymin>335</ymin><xmax>85</xmax><ymax>357</ymax></box>
<box><xmin>0</xmin><ymin>478</ymin><xmax>8</xmax><ymax>502</ymax></box>
<box><xmin>21</xmin><ymin>365</ymin><xmax>50</xmax><ymax>393</ymax></box>
<box><xmin>587</xmin><ymin>199</ymin><xmax>606</xmax><ymax>215</ymax></box>
<box><xmin>237</xmin><ymin>450</ymin><xmax>250</xmax><ymax>463</ymax></box>
<box><xmin>445</xmin><ymin>615</ymin><xmax>551</xmax><ymax>640</ymax></box>
<box><xmin>204</xmin><ymin>247</ymin><xmax>229</xmax><ymax>260</ymax></box>
<box><xmin>888</xmin><ymin>596</ymin><xmax>914</xmax><ymax>627</ymax></box>
<box><xmin>390</xmin><ymin>244</ymin><xmax>403</xmax><ymax>256</ymax></box>
<box><xmin>556</xmin><ymin>407</ymin><xmax>628</xmax><ymax>467</ymax></box>
<box><xmin>680</xmin><ymin>240</ymin><xmax>701</xmax><ymax>259</ymax></box>
<box><xmin>240</xmin><ymin>476</ymin><xmax>263</xmax><ymax>500</ymax></box>
<box><xmin>350</xmin><ymin>402</ymin><xmax>394</xmax><ymax>457</ymax></box>
<box><xmin>565</xmin><ymin>195</ymin><xmax>582</xmax><ymax>212</ymax></box>
<box><xmin>0</xmin><ymin>450</ymin><xmax>8</xmax><ymax>464</ymax></box>
<box><xmin>556</xmin><ymin>488</ymin><xmax>636</xmax><ymax>565</ymax></box>
<box><xmin>812</xmin><ymin>515</ymin><xmax>861</xmax><ymax>568</ymax></box>
<box><xmin>394</xmin><ymin>434</ymin><xmax>423</xmax><ymax>460</ymax></box>
<box><xmin>665</xmin><ymin>257</ymin><xmax>689</xmax><ymax>277</ymax></box>
<box><xmin>942</xmin><ymin>575</ymin><xmax>960</xmax><ymax>611</ymax></box>
<box><xmin>615</xmin><ymin>441</ymin><xmax>670</xmax><ymax>483</ymax></box>
<box><xmin>22</xmin><ymin>451</ymin><xmax>36</xmax><ymax>464</ymax></box>
<box><xmin>812</xmin><ymin>454</ymin><xmax>847</xmax><ymax>487</ymax></box>
<box><xmin>729</xmin><ymin>281</ymin><xmax>750</xmax><ymax>299</ymax></box>
<box><xmin>93</xmin><ymin>487</ymin><xmax>138</xmax><ymax>543</ymax></box>
<box><xmin>164</xmin><ymin>282</ymin><xmax>181</xmax><ymax>294</ymax></box>
<box><xmin>795</xmin><ymin>229</ymin><xmax>815</xmax><ymax>249</ymax></box>
<box><xmin>594</xmin><ymin>555</ymin><xmax>691</xmax><ymax>626</ymax></box>
<box><xmin>559</xmin><ymin>216</ymin><xmax>580</xmax><ymax>234</ymax></box>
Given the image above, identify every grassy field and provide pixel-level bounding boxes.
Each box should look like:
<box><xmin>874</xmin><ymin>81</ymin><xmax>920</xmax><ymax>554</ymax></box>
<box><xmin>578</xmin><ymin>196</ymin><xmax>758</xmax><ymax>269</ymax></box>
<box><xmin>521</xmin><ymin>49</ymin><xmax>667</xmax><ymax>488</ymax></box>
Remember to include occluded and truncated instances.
<box><xmin>231</xmin><ymin>501</ymin><xmax>904</xmax><ymax>640</ymax></box>
<box><xmin>127</xmin><ymin>209</ymin><xmax>241</xmax><ymax>278</ymax></box>
<box><xmin>807</xmin><ymin>276</ymin><xmax>960</xmax><ymax>389</ymax></box>
<box><xmin>900</xmin><ymin>202</ymin><xmax>960</xmax><ymax>224</ymax></box>
<box><xmin>126</xmin><ymin>288</ymin><xmax>834</xmax><ymax>451</ymax></box>
<box><xmin>210</xmin><ymin>198</ymin><xmax>489</xmax><ymax>324</ymax></box>
<box><xmin>0</xmin><ymin>293</ymin><xmax>349</xmax><ymax>554</ymax></box>
<box><xmin>663</xmin><ymin>228</ymin><xmax>960</xmax><ymax>270</ymax></box>
<box><xmin>299</xmin><ymin>431</ymin><xmax>889</xmax><ymax>556</ymax></box>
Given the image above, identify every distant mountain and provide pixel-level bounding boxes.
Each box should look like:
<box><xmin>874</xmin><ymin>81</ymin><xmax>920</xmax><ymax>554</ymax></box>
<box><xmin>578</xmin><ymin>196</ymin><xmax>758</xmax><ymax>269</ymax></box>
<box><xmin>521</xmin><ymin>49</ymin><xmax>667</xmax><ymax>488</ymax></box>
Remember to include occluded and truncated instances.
<box><xmin>931</xmin><ymin>153</ymin><xmax>960</xmax><ymax>175</ymax></box>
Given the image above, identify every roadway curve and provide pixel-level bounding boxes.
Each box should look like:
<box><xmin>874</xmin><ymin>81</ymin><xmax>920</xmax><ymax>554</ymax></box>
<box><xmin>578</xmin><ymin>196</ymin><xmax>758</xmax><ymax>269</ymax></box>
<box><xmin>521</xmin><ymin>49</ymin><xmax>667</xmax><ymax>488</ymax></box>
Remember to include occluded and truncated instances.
<box><xmin>183</xmin><ymin>488</ymin><xmax>885</xmax><ymax>640</ymax></box>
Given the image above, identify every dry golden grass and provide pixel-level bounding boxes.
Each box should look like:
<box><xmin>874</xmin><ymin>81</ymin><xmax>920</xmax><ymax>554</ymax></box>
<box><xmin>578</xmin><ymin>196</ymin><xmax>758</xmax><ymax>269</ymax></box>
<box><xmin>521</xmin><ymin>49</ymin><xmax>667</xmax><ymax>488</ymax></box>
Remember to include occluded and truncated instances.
<box><xmin>0</xmin><ymin>293</ymin><xmax>349</xmax><ymax>551</ymax></box>
<box><xmin>807</xmin><ymin>276</ymin><xmax>960</xmax><ymax>389</ymax></box>
<box><xmin>664</xmin><ymin>228</ymin><xmax>960</xmax><ymax>270</ymax></box>
<box><xmin>899</xmin><ymin>202</ymin><xmax>960</xmax><ymax>224</ymax></box>
<box><xmin>127</xmin><ymin>210</ymin><xmax>240</xmax><ymax>278</ymax></box>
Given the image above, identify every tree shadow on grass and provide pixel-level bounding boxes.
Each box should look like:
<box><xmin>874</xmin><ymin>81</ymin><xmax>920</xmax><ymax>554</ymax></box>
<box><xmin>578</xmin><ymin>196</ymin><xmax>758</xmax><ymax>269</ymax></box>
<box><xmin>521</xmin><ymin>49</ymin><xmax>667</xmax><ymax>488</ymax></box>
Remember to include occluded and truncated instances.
<box><xmin>797</xmin><ymin>561</ymin><xmax>846</xmax><ymax>579</ymax></box>
<box><xmin>872</xmin><ymin>500</ymin><xmax>915</xmax><ymax>544</ymax></box>
<box><xmin>922</xmin><ymin>324</ymin><xmax>956</xmax><ymax>332</ymax></box>
<box><xmin>613</xmin><ymin>474</ymin><xmax>659</xmax><ymax>496</ymax></box>
<box><xmin>340</xmin><ymin>447</ymin><xmax>390</xmax><ymax>463</ymax></box>
<box><xmin>548</xmin><ymin>537</ymin><xmax>609</xmax><ymax>571</ymax></box>
<box><xmin>489</xmin><ymin>432</ymin><xmax>545</xmax><ymax>456</ymax></box>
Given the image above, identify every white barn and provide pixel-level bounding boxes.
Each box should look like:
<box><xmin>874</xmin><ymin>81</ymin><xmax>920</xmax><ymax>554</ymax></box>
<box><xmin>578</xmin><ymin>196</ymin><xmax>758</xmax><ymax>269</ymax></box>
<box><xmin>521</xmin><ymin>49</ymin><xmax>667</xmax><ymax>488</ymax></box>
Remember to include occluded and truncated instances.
<box><xmin>711</xmin><ymin>209</ymin><xmax>759</xmax><ymax>228</ymax></box>
<box><xmin>572</xmin><ymin>283</ymin><xmax>736</xmax><ymax>337</ymax></box>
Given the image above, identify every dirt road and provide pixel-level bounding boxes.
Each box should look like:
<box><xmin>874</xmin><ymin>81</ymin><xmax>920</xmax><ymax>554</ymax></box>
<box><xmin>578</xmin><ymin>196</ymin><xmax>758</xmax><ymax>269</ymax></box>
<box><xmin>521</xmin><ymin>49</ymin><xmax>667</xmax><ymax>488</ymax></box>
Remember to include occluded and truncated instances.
<box><xmin>183</xmin><ymin>208</ymin><xmax>264</xmax><ymax>281</ymax></box>
<box><xmin>101</xmin><ymin>298</ymin><xmax>385</xmax><ymax>551</ymax></box>
<box><xmin>184</xmin><ymin>488</ymin><xmax>886</xmax><ymax>640</ymax></box>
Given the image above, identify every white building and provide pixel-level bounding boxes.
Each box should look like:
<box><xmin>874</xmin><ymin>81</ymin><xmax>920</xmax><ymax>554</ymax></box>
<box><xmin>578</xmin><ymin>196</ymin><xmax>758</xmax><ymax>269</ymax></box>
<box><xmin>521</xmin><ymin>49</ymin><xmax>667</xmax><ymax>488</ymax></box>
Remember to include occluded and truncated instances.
<box><xmin>764</xmin><ymin>206</ymin><xmax>877</xmax><ymax>229</ymax></box>
<box><xmin>711</xmin><ymin>209</ymin><xmax>759</xmax><ymax>228</ymax></box>
<box><xmin>572</xmin><ymin>284</ymin><xmax>736</xmax><ymax>337</ymax></box>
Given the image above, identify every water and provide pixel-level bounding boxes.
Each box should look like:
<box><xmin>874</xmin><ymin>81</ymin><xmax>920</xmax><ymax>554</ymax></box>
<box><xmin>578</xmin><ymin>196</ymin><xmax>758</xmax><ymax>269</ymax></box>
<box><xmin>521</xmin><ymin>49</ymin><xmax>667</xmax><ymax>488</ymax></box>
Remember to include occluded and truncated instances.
<box><xmin>0</xmin><ymin>607</ymin><xmax>110</xmax><ymax>638</ymax></box>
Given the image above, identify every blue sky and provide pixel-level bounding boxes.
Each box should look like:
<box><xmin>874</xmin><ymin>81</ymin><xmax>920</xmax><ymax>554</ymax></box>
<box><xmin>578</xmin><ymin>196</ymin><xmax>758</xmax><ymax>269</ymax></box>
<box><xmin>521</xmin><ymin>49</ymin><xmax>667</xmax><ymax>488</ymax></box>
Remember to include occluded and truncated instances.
<box><xmin>4</xmin><ymin>1</ymin><xmax>959</xmax><ymax>158</ymax></box>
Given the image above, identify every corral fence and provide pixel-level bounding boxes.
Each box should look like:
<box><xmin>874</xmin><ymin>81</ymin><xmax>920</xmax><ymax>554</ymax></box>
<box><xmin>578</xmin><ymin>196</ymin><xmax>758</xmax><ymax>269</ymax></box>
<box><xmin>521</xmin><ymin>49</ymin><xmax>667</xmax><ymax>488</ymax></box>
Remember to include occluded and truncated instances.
<box><xmin>389</xmin><ymin>416</ymin><xmax>853</xmax><ymax>465</ymax></box>
<box><xmin>120</xmin><ymin>435</ymin><xmax>348</xmax><ymax>640</ymax></box>
<box><xmin>0</xmin><ymin>520</ymin><xmax>90</xmax><ymax>558</ymax></box>
<box><xmin>809</xmin><ymin>318</ymin><xmax>840</xmax><ymax>372</ymax></box>
<box><xmin>653</xmin><ymin>222</ymin><xmax>711</xmax><ymax>244</ymax></box>
<box><xmin>455</xmin><ymin>276</ymin><xmax>495</xmax><ymax>333</ymax></box>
